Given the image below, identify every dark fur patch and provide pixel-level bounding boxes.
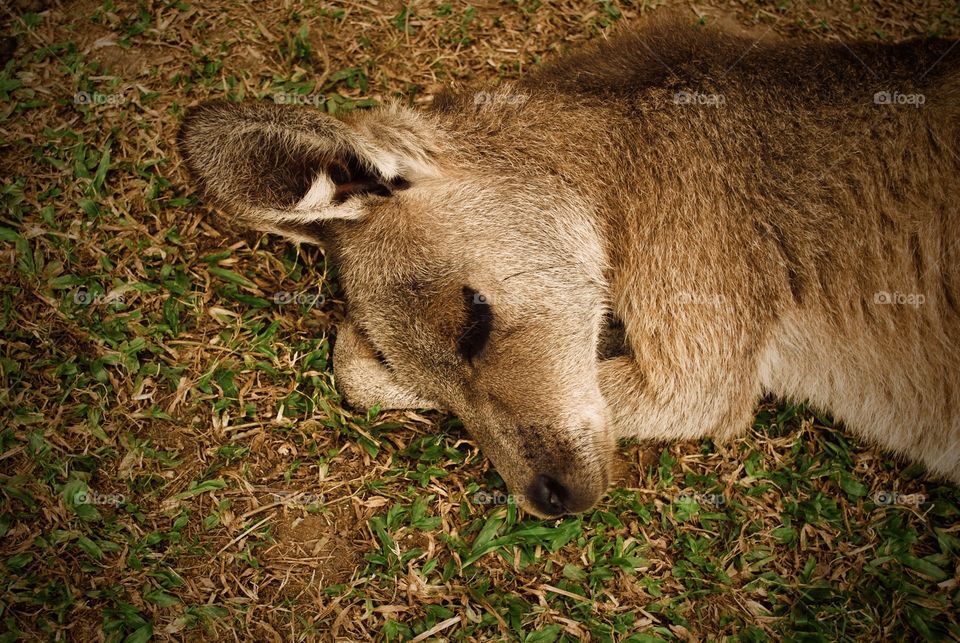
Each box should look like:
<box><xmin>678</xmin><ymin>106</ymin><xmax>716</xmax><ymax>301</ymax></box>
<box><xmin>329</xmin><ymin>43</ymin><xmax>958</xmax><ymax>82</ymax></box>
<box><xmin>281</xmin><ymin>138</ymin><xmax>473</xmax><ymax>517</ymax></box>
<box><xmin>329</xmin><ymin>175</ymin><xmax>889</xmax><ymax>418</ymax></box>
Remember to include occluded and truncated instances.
<box><xmin>328</xmin><ymin>154</ymin><xmax>409</xmax><ymax>204</ymax></box>
<box><xmin>458</xmin><ymin>287</ymin><xmax>493</xmax><ymax>362</ymax></box>
<box><xmin>909</xmin><ymin>231</ymin><xmax>924</xmax><ymax>285</ymax></box>
<box><xmin>597</xmin><ymin>313</ymin><xmax>630</xmax><ymax>360</ymax></box>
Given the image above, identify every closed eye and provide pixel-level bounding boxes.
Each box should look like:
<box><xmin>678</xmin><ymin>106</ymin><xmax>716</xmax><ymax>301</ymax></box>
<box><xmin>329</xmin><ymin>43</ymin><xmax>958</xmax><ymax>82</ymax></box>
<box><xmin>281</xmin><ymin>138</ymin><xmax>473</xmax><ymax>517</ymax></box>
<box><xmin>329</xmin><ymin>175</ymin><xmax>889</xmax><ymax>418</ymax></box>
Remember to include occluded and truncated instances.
<box><xmin>372</xmin><ymin>346</ymin><xmax>391</xmax><ymax>370</ymax></box>
<box><xmin>457</xmin><ymin>286</ymin><xmax>493</xmax><ymax>363</ymax></box>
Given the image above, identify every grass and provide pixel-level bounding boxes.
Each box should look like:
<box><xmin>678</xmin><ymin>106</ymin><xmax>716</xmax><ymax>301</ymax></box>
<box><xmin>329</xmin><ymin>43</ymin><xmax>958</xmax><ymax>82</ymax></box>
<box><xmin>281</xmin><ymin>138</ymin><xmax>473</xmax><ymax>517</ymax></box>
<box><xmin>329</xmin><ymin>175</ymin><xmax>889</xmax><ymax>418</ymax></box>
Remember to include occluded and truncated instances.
<box><xmin>1</xmin><ymin>0</ymin><xmax>959</xmax><ymax>640</ymax></box>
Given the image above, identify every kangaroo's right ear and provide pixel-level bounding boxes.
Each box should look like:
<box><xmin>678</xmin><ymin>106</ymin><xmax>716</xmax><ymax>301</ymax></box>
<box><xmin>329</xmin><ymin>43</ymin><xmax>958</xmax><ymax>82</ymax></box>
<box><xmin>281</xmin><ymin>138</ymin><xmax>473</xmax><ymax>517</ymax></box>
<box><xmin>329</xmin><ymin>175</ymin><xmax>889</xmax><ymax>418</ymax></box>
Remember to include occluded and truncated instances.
<box><xmin>176</xmin><ymin>100</ymin><xmax>440</xmax><ymax>244</ymax></box>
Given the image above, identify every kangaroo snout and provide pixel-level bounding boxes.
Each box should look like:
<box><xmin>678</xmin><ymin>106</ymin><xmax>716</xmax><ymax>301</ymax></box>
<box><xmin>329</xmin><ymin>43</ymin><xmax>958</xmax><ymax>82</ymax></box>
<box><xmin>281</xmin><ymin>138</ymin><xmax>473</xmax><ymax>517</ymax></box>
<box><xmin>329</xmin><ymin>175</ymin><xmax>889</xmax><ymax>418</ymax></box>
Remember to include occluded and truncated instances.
<box><xmin>333</xmin><ymin>316</ymin><xmax>615</xmax><ymax>515</ymax></box>
<box><xmin>526</xmin><ymin>474</ymin><xmax>569</xmax><ymax>516</ymax></box>
<box><xmin>525</xmin><ymin>469</ymin><xmax>609</xmax><ymax>517</ymax></box>
<box><xmin>495</xmin><ymin>413</ymin><xmax>613</xmax><ymax>517</ymax></box>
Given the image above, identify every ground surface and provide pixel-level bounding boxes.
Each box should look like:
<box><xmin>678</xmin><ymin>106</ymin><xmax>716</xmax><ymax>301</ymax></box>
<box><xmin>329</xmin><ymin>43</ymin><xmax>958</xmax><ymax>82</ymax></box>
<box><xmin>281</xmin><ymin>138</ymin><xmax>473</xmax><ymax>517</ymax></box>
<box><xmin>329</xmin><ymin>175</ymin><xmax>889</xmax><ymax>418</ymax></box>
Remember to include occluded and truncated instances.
<box><xmin>2</xmin><ymin>0</ymin><xmax>960</xmax><ymax>640</ymax></box>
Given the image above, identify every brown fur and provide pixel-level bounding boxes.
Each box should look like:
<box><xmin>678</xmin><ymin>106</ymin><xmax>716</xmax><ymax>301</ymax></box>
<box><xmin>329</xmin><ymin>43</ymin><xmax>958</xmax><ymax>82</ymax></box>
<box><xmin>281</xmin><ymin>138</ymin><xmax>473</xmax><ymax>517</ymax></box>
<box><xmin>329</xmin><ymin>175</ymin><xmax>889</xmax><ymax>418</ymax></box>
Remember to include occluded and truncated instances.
<box><xmin>177</xmin><ymin>18</ymin><xmax>960</xmax><ymax>516</ymax></box>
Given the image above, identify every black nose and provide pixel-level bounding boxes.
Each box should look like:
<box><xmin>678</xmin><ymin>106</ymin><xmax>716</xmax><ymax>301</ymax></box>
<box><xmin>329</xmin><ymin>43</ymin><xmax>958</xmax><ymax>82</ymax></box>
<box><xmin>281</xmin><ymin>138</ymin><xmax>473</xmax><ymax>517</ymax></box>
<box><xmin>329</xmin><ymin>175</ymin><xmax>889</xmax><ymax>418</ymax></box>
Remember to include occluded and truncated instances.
<box><xmin>526</xmin><ymin>474</ymin><xmax>571</xmax><ymax>516</ymax></box>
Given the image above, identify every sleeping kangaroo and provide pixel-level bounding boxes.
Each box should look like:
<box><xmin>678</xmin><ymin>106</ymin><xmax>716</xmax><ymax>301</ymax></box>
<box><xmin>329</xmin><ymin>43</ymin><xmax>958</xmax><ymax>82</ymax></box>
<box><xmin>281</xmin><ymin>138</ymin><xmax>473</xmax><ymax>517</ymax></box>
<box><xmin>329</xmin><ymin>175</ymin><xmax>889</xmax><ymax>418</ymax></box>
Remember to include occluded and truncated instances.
<box><xmin>177</xmin><ymin>18</ymin><xmax>960</xmax><ymax>517</ymax></box>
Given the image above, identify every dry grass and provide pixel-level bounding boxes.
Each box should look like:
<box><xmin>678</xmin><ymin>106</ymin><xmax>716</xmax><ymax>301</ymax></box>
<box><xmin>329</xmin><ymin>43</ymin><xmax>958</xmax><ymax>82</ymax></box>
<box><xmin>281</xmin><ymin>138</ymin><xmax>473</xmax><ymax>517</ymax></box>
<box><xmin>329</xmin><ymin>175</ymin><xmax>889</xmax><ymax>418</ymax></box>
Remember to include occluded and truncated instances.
<box><xmin>1</xmin><ymin>0</ymin><xmax>959</xmax><ymax>641</ymax></box>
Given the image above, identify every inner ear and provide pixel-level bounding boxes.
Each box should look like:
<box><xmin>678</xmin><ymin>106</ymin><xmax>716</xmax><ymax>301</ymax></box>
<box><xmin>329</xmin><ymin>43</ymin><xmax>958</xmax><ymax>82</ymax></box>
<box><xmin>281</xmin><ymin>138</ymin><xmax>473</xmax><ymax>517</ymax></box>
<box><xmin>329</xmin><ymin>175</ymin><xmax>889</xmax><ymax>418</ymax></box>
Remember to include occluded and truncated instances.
<box><xmin>327</xmin><ymin>154</ymin><xmax>411</xmax><ymax>204</ymax></box>
<box><xmin>240</xmin><ymin>130</ymin><xmax>329</xmax><ymax>209</ymax></box>
<box><xmin>333</xmin><ymin>321</ymin><xmax>443</xmax><ymax>411</ymax></box>
<box><xmin>177</xmin><ymin>100</ymin><xmax>435</xmax><ymax>246</ymax></box>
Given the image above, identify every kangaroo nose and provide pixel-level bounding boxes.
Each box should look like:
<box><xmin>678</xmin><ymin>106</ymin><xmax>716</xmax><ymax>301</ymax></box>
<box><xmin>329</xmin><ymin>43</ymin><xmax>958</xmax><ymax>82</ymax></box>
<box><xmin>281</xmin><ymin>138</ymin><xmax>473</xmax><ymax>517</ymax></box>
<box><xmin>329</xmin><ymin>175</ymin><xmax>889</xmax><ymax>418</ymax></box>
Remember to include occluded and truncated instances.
<box><xmin>526</xmin><ymin>474</ymin><xmax>571</xmax><ymax>516</ymax></box>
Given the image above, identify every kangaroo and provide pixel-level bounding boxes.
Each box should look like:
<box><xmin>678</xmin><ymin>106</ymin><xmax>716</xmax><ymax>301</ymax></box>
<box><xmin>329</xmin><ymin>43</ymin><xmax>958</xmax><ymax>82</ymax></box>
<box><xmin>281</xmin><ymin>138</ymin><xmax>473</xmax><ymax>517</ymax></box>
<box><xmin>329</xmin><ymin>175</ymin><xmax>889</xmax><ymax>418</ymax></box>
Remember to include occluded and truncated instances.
<box><xmin>177</xmin><ymin>17</ymin><xmax>960</xmax><ymax>517</ymax></box>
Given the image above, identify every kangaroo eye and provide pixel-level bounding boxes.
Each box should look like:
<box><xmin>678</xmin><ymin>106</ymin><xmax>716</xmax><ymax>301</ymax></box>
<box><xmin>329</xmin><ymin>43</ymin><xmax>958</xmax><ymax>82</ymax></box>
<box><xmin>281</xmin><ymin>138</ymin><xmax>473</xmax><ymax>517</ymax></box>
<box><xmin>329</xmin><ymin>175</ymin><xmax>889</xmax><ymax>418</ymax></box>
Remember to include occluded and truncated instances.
<box><xmin>457</xmin><ymin>286</ymin><xmax>493</xmax><ymax>363</ymax></box>
<box><xmin>372</xmin><ymin>346</ymin><xmax>391</xmax><ymax>369</ymax></box>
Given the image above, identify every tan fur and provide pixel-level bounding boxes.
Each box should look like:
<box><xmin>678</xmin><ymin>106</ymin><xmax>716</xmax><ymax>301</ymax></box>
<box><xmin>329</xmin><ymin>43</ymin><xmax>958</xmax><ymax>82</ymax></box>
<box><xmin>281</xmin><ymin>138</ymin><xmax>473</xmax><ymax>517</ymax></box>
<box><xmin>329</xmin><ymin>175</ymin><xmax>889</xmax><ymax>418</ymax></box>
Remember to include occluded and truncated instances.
<box><xmin>177</xmin><ymin>18</ymin><xmax>960</xmax><ymax>516</ymax></box>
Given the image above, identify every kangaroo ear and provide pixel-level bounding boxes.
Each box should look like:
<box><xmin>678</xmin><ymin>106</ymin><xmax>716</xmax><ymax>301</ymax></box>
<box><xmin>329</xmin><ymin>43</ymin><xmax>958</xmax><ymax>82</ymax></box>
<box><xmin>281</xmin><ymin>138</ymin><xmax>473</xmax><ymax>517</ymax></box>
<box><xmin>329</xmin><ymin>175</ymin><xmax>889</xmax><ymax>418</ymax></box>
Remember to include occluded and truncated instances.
<box><xmin>333</xmin><ymin>321</ymin><xmax>443</xmax><ymax>411</ymax></box>
<box><xmin>176</xmin><ymin>100</ymin><xmax>439</xmax><ymax>244</ymax></box>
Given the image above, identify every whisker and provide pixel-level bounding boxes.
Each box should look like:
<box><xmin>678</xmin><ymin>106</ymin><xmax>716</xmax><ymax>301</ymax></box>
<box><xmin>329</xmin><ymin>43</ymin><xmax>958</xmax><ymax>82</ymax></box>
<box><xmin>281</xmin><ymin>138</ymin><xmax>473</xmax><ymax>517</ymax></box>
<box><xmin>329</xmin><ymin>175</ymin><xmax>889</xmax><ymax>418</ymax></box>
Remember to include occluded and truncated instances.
<box><xmin>500</xmin><ymin>262</ymin><xmax>579</xmax><ymax>283</ymax></box>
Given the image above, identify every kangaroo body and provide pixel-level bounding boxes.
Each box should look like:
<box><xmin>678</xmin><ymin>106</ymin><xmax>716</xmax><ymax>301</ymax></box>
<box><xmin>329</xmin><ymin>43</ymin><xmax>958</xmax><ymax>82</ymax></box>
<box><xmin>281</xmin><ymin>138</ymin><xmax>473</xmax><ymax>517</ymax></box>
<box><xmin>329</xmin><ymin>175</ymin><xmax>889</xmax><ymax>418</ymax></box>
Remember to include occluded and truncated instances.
<box><xmin>179</xmin><ymin>19</ymin><xmax>960</xmax><ymax>516</ymax></box>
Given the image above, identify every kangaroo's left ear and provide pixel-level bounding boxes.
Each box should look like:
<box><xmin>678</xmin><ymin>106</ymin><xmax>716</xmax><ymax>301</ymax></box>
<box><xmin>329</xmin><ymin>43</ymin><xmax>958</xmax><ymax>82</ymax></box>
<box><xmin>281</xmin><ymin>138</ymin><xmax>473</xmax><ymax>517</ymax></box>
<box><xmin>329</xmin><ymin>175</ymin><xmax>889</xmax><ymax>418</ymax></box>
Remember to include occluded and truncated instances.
<box><xmin>333</xmin><ymin>321</ymin><xmax>443</xmax><ymax>412</ymax></box>
<box><xmin>176</xmin><ymin>100</ymin><xmax>441</xmax><ymax>244</ymax></box>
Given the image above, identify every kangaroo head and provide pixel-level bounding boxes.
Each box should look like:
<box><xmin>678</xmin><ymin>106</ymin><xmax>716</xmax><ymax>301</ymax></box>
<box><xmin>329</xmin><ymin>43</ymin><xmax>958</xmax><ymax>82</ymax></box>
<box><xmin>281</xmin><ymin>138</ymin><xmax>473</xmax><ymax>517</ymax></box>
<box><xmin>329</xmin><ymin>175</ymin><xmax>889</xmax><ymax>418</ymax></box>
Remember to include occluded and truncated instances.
<box><xmin>178</xmin><ymin>99</ymin><xmax>614</xmax><ymax>516</ymax></box>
